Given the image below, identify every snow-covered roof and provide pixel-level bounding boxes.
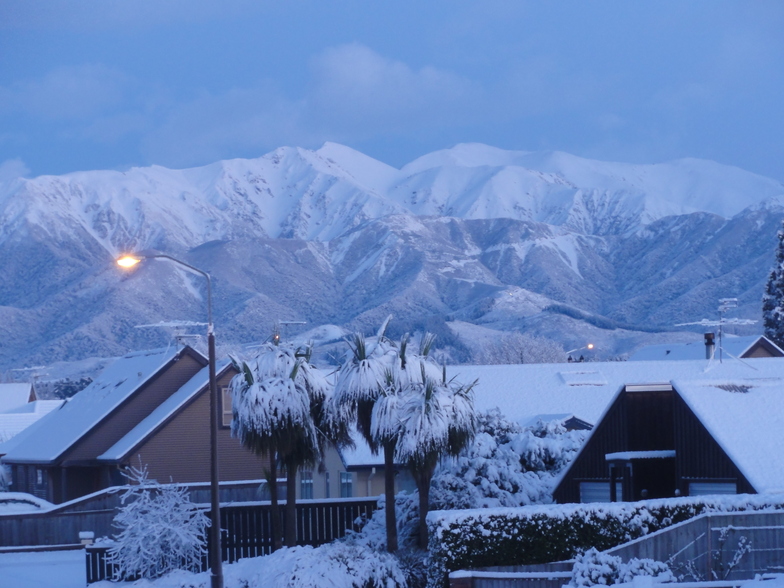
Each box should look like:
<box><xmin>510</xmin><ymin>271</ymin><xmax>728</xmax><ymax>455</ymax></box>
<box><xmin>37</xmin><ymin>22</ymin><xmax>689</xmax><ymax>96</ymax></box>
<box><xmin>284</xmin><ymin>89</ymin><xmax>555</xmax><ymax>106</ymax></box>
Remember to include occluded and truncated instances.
<box><xmin>674</xmin><ymin>374</ymin><xmax>784</xmax><ymax>494</ymax></box>
<box><xmin>0</xmin><ymin>383</ymin><xmax>34</xmax><ymax>413</ymax></box>
<box><xmin>98</xmin><ymin>360</ymin><xmax>232</xmax><ymax>462</ymax></box>
<box><xmin>339</xmin><ymin>433</ymin><xmax>384</xmax><ymax>468</ymax></box>
<box><xmin>629</xmin><ymin>335</ymin><xmax>783</xmax><ymax>361</ymax></box>
<box><xmin>521</xmin><ymin>413</ymin><xmax>577</xmax><ymax>428</ymax></box>
<box><xmin>0</xmin><ymin>400</ymin><xmax>64</xmax><ymax>446</ymax></box>
<box><xmin>0</xmin><ymin>347</ymin><xmax>193</xmax><ymax>464</ymax></box>
<box><xmin>448</xmin><ymin>357</ymin><xmax>784</xmax><ymax>429</ymax></box>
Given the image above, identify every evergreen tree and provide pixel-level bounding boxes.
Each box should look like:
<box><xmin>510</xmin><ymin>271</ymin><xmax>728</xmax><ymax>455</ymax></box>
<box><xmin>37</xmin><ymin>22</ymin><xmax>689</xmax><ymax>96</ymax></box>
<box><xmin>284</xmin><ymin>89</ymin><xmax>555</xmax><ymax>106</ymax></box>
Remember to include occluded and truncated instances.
<box><xmin>763</xmin><ymin>221</ymin><xmax>784</xmax><ymax>347</ymax></box>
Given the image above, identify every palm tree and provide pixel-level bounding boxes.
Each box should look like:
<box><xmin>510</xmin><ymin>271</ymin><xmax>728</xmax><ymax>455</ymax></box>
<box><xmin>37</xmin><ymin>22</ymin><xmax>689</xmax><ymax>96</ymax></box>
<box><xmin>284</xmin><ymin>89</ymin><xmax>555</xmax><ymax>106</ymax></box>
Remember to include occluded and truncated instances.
<box><xmin>229</xmin><ymin>342</ymin><xmax>327</xmax><ymax>548</ymax></box>
<box><xmin>330</xmin><ymin>318</ymin><xmax>401</xmax><ymax>551</ymax></box>
<box><xmin>331</xmin><ymin>322</ymin><xmax>446</xmax><ymax>552</ymax></box>
<box><xmin>394</xmin><ymin>363</ymin><xmax>476</xmax><ymax>549</ymax></box>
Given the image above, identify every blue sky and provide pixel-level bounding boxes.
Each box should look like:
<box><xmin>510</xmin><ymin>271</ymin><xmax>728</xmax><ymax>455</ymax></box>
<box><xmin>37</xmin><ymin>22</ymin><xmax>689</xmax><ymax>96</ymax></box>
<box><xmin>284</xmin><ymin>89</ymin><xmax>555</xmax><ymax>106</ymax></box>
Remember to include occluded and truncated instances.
<box><xmin>1</xmin><ymin>1</ymin><xmax>783</xmax><ymax>181</ymax></box>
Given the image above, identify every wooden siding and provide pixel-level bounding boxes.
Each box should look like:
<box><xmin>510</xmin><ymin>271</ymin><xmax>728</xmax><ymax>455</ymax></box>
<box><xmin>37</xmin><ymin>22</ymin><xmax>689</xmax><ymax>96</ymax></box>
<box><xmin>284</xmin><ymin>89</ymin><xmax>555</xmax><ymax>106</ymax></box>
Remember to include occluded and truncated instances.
<box><xmin>673</xmin><ymin>394</ymin><xmax>754</xmax><ymax>494</ymax></box>
<box><xmin>61</xmin><ymin>350</ymin><xmax>206</xmax><ymax>465</ymax></box>
<box><xmin>554</xmin><ymin>386</ymin><xmax>754</xmax><ymax>503</ymax></box>
<box><xmin>127</xmin><ymin>368</ymin><xmax>270</xmax><ymax>484</ymax></box>
<box><xmin>554</xmin><ymin>389</ymin><xmax>675</xmax><ymax>503</ymax></box>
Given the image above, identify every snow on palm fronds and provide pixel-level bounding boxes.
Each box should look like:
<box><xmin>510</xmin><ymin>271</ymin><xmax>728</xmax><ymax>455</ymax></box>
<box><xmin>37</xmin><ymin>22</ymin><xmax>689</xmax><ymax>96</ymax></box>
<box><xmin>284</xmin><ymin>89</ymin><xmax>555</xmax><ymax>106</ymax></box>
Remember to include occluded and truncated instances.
<box><xmin>231</xmin><ymin>371</ymin><xmax>319</xmax><ymax>457</ymax></box>
<box><xmin>229</xmin><ymin>342</ymin><xmax>324</xmax><ymax>460</ymax></box>
<box><xmin>395</xmin><ymin>364</ymin><xmax>477</xmax><ymax>466</ymax></box>
<box><xmin>333</xmin><ymin>333</ymin><xmax>396</xmax><ymax>404</ymax></box>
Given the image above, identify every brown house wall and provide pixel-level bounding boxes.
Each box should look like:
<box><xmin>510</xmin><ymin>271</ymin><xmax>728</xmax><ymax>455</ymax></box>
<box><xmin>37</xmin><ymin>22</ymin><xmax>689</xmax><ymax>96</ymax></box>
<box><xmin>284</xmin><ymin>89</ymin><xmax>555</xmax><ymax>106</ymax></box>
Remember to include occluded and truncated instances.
<box><xmin>128</xmin><ymin>369</ymin><xmax>270</xmax><ymax>485</ymax></box>
<box><xmin>61</xmin><ymin>352</ymin><xmax>206</xmax><ymax>465</ymax></box>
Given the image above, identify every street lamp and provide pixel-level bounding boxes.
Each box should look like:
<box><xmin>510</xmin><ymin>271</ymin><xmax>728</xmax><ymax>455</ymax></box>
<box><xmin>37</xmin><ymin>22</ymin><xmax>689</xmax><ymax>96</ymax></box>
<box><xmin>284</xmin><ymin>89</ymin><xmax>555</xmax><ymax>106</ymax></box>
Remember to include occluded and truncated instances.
<box><xmin>117</xmin><ymin>253</ymin><xmax>223</xmax><ymax>588</ymax></box>
<box><xmin>566</xmin><ymin>343</ymin><xmax>594</xmax><ymax>362</ymax></box>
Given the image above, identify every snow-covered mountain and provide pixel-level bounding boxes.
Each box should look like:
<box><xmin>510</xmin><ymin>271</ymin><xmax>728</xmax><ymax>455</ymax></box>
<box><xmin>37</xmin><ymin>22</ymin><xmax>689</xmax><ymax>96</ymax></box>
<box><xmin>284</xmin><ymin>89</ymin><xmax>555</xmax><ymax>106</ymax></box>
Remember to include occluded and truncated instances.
<box><xmin>1</xmin><ymin>143</ymin><xmax>782</xmax><ymax>370</ymax></box>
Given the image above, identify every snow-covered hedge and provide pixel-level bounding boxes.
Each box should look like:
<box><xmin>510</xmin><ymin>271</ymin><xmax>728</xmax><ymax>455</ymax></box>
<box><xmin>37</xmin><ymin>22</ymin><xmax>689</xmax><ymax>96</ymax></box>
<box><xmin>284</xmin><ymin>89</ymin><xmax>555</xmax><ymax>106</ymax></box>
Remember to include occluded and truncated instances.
<box><xmin>426</xmin><ymin>494</ymin><xmax>784</xmax><ymax>588</ymax></box>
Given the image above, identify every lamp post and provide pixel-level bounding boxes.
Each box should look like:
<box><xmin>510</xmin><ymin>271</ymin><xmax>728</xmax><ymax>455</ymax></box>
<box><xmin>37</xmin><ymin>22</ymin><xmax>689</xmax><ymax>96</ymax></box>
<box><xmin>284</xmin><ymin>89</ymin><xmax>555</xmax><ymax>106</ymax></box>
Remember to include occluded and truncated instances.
<box><xmin>117</xmin><ymin>253</ymin><xmax>223</xmax><ymax>588</ymax></box>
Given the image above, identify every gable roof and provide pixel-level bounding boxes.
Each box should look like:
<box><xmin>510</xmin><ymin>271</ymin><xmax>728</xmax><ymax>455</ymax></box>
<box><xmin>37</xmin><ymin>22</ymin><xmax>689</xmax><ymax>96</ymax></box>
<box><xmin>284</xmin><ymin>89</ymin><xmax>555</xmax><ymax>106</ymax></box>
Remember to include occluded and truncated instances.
<box><xmin>0</xmin><ymin>383</ymin><xmax>35</xmax><ymax>413</ymax></box>
<box><xmin>97</xmin><ymin>359</ymin><xmax>233</xmax><ymax>463</ymax></box>
<box><xmin>450</xmin><ymin>357</ymin><xmax>784</xmax><ymax>432</ymax></box>
<box><xmin>674</xmin><ymin>375</ymin><xmax>784</xmax><ymax>494</ymax></box>
<box><xmin>0</xmin><ymin>400</ymin><xmax>64</xmax><ymax>446</ymax></box>
<box><xmin>1</xmin><ymin>346</ymin><xmax>203</xmax><ymax>464</ymax></box>
<box><xmin>629</xmin><ymin>335</ymin><xmax>784</xmax><ymax>361</ymax></box>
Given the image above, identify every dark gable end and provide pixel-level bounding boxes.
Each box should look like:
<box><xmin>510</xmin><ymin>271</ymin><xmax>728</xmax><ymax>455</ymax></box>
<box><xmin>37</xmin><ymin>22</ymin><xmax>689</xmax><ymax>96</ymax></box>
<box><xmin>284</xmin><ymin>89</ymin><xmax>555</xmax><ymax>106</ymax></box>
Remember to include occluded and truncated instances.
<box><xmin>553</xmin><ymin>383</ymin><xmax>753</xmax><ymax>504</ymax></box>
<box><xmin>672</xmin><ymin>392</ymin><xmax>754</xmax><ymax>494</ymax></box>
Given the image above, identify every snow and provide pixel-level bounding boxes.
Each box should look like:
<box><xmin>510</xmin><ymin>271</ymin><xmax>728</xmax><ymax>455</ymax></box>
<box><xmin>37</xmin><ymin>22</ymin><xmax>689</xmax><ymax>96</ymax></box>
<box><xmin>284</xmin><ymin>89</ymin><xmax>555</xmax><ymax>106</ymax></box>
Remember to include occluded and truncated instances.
<box><xmin>0</xmin><ymin>492</ymin><xmax>54</xmax><ymax>513</ymax></box>
<box><xmin>1</xmin><ymin>347</ymin><xmax>189</xmax><ymax>463</ymax></box>
<box><xmin>0</xmin><ymin>549</ymin><xmax>86</xmax><ymax>588</ymax></box>
<box><xmin>0</xmin><ymin>400</ymin><xmax>64</xmax><ymax>445</ymax></box>
<box><xmin>629</xmin><ymin>336</ymin><xmax>781</xmax><ymax>361</ymax></box>
<box><xmin>605</xmin><ymin>451</ymin><xmax>677</xmax><ymax>461</ymax></box>
<box><xmin>0</xmin><ymin>383</ymin><xmax>33</xmax><ymax>413</ymax></box>
<box><xmin>674</xmin><ymin>375</ymin><xmax>784</xmax><ymax>493</ymax></box>
<box><xmin>449</xmin><ymin>358</ymin><xmax>784</xmax><ymax>429</ymax></box>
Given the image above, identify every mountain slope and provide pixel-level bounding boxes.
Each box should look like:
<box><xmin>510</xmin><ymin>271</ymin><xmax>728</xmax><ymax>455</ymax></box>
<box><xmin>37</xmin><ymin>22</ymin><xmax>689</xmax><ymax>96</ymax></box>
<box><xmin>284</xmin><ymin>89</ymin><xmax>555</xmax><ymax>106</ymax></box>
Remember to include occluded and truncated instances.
<box><xmin>0</xmin><ymin>143</ymin><xmax>782</xmax><ymax>370</ymax></box>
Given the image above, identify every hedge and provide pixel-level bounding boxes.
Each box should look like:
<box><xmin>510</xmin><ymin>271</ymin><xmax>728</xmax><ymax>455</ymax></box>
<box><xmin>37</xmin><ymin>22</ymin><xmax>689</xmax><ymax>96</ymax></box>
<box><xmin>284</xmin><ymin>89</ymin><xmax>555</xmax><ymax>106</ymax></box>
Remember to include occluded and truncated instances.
<box><xmin>426</xmin><ymin>494</ymin><xmax>784</xmax><ymax>588</ymax></box>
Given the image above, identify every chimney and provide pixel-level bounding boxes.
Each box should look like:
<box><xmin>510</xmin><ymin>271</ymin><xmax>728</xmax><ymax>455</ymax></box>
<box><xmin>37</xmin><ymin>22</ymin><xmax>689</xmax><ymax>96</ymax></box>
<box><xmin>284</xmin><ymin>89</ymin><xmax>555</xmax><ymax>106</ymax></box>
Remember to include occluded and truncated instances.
<box><xmin>704</xmin><ymin>332</ymin><xmax>715</xmax><ymax>359</ymax></box>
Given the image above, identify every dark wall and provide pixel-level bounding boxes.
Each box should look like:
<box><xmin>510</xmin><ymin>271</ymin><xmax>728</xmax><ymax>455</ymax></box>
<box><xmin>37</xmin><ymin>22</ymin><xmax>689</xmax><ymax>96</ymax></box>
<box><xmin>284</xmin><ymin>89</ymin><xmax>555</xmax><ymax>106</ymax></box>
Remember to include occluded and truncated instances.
<box><xmin>553</xmin><ymin>387</ymin><xmax>753</xmax><ymax>503</ymax></box>
<box><xmin>673</xmin><ymin>394</ymin><xmax>754</xmax><ymax>494</ymax></box>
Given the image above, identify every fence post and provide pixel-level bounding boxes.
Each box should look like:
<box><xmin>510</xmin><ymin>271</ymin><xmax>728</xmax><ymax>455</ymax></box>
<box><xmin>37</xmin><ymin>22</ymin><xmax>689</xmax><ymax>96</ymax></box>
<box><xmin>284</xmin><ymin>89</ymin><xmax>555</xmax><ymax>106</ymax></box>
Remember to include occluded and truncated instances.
<box><xmin>706</xmin><ymin>514</ymin><xmax>712</xmax><ymax>581</ymax></box>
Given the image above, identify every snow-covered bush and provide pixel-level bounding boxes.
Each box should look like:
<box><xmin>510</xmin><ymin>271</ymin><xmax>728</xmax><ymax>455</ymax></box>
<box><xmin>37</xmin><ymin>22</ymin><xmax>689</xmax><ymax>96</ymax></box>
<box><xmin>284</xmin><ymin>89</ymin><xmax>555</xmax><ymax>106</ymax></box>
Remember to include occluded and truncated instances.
<box><xmin>430</xmin><ymin>410</ymin><xmax>587</xmax><ymax>510</ymax></box>
<box><xmin>0</xmin><ymin>464</ymin><xmax>10</xmax><ymax>492</ymax></box>
<box><xmin>427</xmin><ymin>493</ymin><xmax>784</xmax><ymax>588</ymax></box>
<box><xmin>571</xmin><ymin>549</ymin><xmax>624</xmax><ymax>587</ymax></box>
<box><xmin>618</xmin><ymin>558</ymin><xmax>675</xmax><ymax>584</ymax></box>
<box><xmin>570</xmin><ymin>548</ymin><xmax>674</xmax><ymax>587</ymax></box>
<box><xmin>107</xmin><ymin>463</ymin><xmax>210</xmax><ymax>580</ymax></box>
<box><xmin>514</xmin><ymin>418</ymin><xmax>586</xmax><ymax>474</ymax></box>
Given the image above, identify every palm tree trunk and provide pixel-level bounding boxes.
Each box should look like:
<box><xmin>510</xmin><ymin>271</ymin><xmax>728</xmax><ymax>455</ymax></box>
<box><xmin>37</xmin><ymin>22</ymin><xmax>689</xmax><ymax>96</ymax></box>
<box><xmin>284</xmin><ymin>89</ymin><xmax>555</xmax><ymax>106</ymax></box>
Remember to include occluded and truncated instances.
<box><xmin>268</xmin><ymin>457</ymin><xmax>282</xmax><ymax>551</ymax></box>
<box><xmin>284</xmin><ymin>456</ymin><xmax>298</xmax><ymax>547</ymax></box>
<box><xmin>415</xmin><ymin>466</ymin><xmax>435</xmax><ymax>549</ymax></box>
<box><xmin>383</xmin><ymin>442</ymin><xmax>398</xmax><ymax>552</ymax></box>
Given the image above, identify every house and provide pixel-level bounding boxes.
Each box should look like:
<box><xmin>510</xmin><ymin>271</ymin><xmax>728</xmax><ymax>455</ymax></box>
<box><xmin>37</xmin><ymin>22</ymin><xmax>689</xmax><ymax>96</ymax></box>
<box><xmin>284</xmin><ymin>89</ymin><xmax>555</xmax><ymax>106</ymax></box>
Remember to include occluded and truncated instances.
<box><xmin>0</xmin><ymin>345</ymin><xmax>401</xmax><ymax>504</ymax></box>
<box><xmin>0</xmin><ymin>383</ymin><xmax>37</xmax><ymax>412</ymax></box>
<box><xmin>0</xmin><ymin>400</ymin><xmax>64</xmax><ymax>446</ymax></box>
<box><xmin>629</xmin><ymin>333</ymin><xmax>784</xmax><ymax>362</ymax></box>
<box><xmin>553</xmin><ymin>357</ymin><xmax>784</xmax><ymax>503</ymax></box>
<box><xmin>0</xmin><ymin>346</ymin><xmax>270</xmax><ymax>503</ymax></box>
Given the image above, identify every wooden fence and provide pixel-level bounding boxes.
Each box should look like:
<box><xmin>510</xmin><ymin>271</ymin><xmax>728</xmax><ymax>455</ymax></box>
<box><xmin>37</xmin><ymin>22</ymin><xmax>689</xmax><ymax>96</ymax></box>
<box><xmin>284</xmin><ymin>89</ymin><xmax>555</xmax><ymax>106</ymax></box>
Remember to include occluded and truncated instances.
<box><xmin>0</xmin><ymin>480</ymin><xmax>264</xmax><ymax>548</ymax></box>
<box><xmin>85</xmin><ymin>498</ymin><xmax>378</xmax><ymax>583</ymax></box>
<box><xmin>449</xmin><ymin>510</ymin><xmax>784</xmax><ymax>588</ymax></box>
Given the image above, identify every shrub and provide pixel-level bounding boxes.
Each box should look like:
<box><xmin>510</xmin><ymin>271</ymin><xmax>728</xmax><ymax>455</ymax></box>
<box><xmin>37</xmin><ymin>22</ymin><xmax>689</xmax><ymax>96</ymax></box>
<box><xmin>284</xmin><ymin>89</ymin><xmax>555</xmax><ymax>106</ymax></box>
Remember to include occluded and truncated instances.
<box><xmin>107</xmin><ymin>463</ymin><xmax>210</xmax><ymax>580</ymax></box>
<box><xmin>426</xmin><ymin>494</ymin><xmax>784</xmax><ymax>588</ymax></box>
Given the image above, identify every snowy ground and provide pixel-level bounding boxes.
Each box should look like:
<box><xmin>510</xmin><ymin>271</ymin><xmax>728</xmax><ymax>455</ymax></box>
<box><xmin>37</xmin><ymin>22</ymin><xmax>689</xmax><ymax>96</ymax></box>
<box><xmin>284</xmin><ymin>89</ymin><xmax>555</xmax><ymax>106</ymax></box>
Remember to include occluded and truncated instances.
<box><xmin>0</xmin><ymin>549</ymin><xmax>86</xmax><ymax>588</ymax></box>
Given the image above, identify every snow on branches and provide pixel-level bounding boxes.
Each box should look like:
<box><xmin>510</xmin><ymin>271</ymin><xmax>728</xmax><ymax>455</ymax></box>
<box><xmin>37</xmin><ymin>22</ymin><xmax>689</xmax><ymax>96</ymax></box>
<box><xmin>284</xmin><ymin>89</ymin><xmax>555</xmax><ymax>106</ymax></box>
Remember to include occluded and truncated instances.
<box><xmin>107</xmin><ymin>462</ymin><xmax>210</xmax><ymax>580</ymax></box>
<box><xmin>763</xmin><ymin>220</ymin><xmax>784</xmax><ymax>347</ymax></box>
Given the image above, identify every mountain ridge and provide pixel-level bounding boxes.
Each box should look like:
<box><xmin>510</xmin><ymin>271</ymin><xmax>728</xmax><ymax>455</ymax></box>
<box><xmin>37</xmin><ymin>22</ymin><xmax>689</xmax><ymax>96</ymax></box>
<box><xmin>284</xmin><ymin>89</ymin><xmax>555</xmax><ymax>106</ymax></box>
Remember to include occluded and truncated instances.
<box><xmin>0</xmin><ymin>143</ymin><xmax>782</xmax><ymax>371</ymax></box>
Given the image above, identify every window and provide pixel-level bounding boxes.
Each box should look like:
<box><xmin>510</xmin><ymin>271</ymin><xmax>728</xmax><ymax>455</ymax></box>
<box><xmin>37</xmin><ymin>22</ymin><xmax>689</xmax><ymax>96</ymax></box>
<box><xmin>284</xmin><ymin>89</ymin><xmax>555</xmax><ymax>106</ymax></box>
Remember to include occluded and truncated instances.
<box><xmin>300</xmin><ymin>471</ymin><xmax>313</xmax><ymax>500</ymax></box>
<box><xmin>689</xmin><ymin>482</ymin><xmax>737</xmax><ymax>496</ymax></box>
<box><xmin>325</xmin><ymin>471</ymin><xmax>330</xmax><ymax>499</ymax></box>
<box><xmin>36</xmin><ymin>468</ymin><xmax>44</xmax><ymax>486</ymax></box>
<box><xmin>221</xmin><ymin>386</ymin><xmax>233</xmax><ymax>427</ymax></box>
<box><xmin>340</xmin><ymin>472</ymin><xmax>353</xmax><ymax>498</ymax></box>
<box><xmin>579</xmin><ymin>481</ymin><xmax>622</xmax><ymax>503</ymax></box>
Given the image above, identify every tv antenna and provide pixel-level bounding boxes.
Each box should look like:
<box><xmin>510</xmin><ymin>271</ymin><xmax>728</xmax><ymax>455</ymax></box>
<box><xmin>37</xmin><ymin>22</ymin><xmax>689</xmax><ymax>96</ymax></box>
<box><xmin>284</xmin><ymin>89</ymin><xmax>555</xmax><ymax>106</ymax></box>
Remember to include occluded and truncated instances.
<box><xmin>135</xmin><ymin>320</ymin><xmax>208</xmax><ymax>348</ymax></box>
<box><xmin>675</xmin><ymin>298</ymin><xmax>756</xmax><ymax>362</ymax></box>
